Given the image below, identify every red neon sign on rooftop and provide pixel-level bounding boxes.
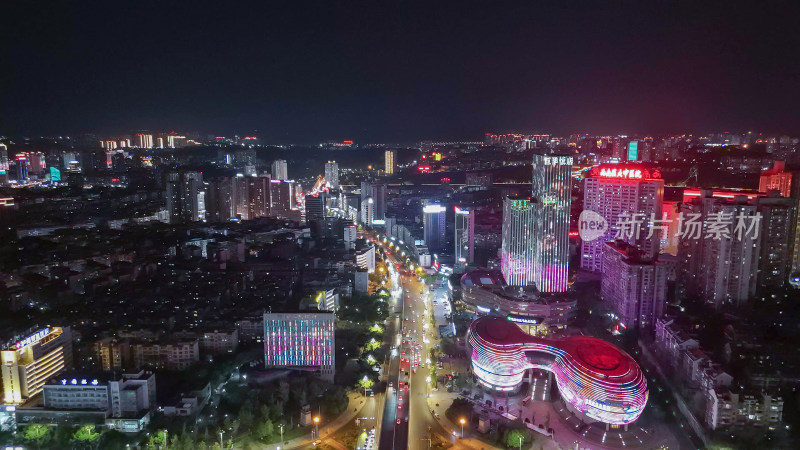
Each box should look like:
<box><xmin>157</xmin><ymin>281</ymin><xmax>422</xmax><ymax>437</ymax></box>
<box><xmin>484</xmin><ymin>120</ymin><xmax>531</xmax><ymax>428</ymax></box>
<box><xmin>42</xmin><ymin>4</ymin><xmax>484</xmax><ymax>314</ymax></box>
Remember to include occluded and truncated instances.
<box><xmin>591</xmin><ymin>165</ymin><xmax>661</xmax><ymax>180</ymax></box>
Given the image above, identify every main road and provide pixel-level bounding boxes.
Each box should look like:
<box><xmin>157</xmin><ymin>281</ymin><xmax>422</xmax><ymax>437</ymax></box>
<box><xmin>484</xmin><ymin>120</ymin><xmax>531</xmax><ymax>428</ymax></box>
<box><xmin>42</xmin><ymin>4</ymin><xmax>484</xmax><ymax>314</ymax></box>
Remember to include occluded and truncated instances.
<box><xmin>374</xmin><ymin>240</ymin><xmax>454</xmax><ymax>450</ymax></box>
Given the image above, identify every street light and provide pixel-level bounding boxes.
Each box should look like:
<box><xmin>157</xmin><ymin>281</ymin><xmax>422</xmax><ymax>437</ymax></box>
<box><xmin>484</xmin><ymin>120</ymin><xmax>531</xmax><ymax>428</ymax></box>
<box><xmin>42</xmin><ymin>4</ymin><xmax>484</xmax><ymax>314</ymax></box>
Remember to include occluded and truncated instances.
<box><xmin>164</xmin><ymin>430</ymin><xmax>168</xmax><ymax>450</ymax></box>
<box><xmin>314</xmin><ymin>416</ymin><xmax>320</xmax><ymax>439</ymax></box>
<box><xmin>218</xmin><ymin>430</ymin><xmax>224</xmax><ymax>448</ymax></box>
<box><xmin>278</xmin><ymin>423</ymin><xmax>285</xmax><ymax>447</ymax></box>
<box><xmin>459</xmin><ymin>418</ymin><xmax>466</xmax><ymax>438</ymax></box>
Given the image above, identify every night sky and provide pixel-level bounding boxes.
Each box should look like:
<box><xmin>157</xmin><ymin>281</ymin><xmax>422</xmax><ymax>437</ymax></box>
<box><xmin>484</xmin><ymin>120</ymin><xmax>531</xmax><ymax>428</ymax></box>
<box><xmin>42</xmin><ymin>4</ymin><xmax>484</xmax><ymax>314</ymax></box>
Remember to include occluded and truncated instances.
<box><xmin>3</xmin><ymin>1</ymin><xmax>799</xmax><ymax>142</ymax></box>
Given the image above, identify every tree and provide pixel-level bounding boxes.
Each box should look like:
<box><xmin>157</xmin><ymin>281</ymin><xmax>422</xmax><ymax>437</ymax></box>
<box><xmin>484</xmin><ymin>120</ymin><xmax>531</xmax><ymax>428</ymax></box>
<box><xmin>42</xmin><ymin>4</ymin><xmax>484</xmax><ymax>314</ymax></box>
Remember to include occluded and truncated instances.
<box><xmin>73</xmin><ymin>424</ymin><xmax>101</xmax><ymax>443</ymax></box>
<box><xmin>147</xmin><ymin>430</ymin><xmax>167</xmax><ymax>449</ymax></box>
<box><xmin>504</xmin><ymin>428</ymin><xmax>528</xmax><ymax>449</ymax></box>
<box><xmin>254</xmin><ymin>419</ymin><xmax>274</xmax><ymax>441</ymax></box>
<box><xmin>358</xmin><ymin>375</ymin><xmax>375</xmax><ymax>394</ymax></box>
<box><xmin>211</xmin><ymin>443</ymin><xmax>223</xmax><ymax>450</ymax></box>
<box><xmin>23</xmin><ymin>424</ymin><xmax>51</xmax><ymax>449</ymax></box>
<box><xmin>239</xmin><ymin>406</ymin><xmax>254</xmax><ymax>430</ymax></box>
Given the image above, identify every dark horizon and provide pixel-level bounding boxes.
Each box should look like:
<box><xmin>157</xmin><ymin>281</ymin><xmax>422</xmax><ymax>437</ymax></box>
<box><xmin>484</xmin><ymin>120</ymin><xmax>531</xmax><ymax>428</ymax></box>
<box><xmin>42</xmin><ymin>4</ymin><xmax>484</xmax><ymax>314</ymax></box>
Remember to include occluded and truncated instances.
<box><xmin>3</xmin><ymin>1</ymin><xmax>800</xmax><ymax>141</ymax></box>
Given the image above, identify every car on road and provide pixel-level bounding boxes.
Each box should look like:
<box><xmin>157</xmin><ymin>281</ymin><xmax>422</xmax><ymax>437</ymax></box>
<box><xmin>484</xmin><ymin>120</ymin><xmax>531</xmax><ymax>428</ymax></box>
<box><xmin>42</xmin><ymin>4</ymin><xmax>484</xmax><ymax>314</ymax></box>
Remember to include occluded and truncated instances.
<box><xmin>313</xmin><ymin>439</ymin><xmax>322</xmax><ymax>446</ymax></box>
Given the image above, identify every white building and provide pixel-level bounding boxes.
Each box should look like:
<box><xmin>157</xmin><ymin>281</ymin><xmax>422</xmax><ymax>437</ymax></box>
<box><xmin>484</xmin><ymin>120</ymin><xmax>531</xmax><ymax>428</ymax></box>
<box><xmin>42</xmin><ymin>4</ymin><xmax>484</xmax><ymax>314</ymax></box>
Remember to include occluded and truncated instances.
<box><xmin>271</xmin><ymin>160</ymin><xmax>288</xmax><ymax>181</ymax></box>
<box><xmin>355</xmin><ymin>243</ymin><xmax>376</xmax><ymax>273</ymax></box>
<box><xmin>263</xmin><ymin>312</ymin><xmax>335</xmax><ymax>382</ymax></box>
<box><xmin>324</xmin><ymin>161</ymin><xmax>339</xmax><ymax>188</ymax></box>
<box><xmin>343</xmin><ymin>223</ymin><xmax>357</xmax><ymax>250</ymax></box>
<box><xmin>581</xmin><ymin>165</ymin><xmax>664</xmax><ymax>272</ymax></box>
<box><xmin>454</xmin><ymin>206</ymin><xmax>475</xmax><ymax>273</ymax></box>
<box><xmin>384</xmin><ymin>149</ymin><xmax>396</xmax><ymax>175</ymax></box>
<box><xmin>131</xmin><ymin>340</ymin><xmax>199</xmax><ymax>371</ymax></box>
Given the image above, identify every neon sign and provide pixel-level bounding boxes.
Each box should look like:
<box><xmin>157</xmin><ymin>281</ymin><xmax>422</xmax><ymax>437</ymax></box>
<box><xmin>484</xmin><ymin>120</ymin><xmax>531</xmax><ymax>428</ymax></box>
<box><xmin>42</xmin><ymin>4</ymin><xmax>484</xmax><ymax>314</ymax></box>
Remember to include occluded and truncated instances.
<box><xmin>590</xmin><ymin>165</ymin><xmax>661</xmax><ymax>180</ymax></box>
<box><xmin>14</xmin><ymin>328</ymin><xmax>52</xmax><ymax>350</ymax></box>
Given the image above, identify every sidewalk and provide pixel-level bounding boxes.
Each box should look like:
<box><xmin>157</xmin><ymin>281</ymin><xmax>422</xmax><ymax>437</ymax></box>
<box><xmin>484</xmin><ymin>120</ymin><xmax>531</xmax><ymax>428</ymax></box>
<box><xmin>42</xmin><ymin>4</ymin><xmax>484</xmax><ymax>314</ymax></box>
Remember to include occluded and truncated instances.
<box><xmin>267</xmin><ymin>392</ymin><xmax>364</xmax><ymax>450</ymax></box>
<box><xmin>426</xmin><ymin>390</ymin><xmax>502</xmax><ymax>450</ymax></box>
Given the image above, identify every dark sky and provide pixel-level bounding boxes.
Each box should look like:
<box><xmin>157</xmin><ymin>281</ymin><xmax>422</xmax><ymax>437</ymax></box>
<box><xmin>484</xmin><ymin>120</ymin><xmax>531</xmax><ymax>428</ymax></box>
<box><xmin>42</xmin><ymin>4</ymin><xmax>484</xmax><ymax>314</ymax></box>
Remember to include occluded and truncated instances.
<box><xmin>2</xmin><ymin>1</ymin><xmax>799</xmax><ymax>142</ymax></box>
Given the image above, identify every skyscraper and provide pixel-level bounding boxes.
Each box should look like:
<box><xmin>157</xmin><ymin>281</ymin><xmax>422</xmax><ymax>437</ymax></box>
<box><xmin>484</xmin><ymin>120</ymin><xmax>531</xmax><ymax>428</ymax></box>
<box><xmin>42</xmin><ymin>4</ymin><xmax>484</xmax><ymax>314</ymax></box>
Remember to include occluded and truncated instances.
<box><xmin>269</xmin><ymin>180</ymin><xmax>295</xmax><ymax>218</ymax></box>
<box><xmin>136</xmin><ymin>134</ymin><xmax>153</xmax><ymax>148</ymax></box>
<box><xmin>165</xmin><ymin>171</ymin><xmax>204</xmax><ymax>223</ymax></box>
<box><xmin>271</xmin><ymin>160</ymin><xmax>288</xmax><ymax>181</ymax></box>
<box><xmin>324</xmin><ymin>161</ymin><xmax>339</xmax><ymax>188</ymax></box>
<box><xmin>2</xmin><ymin>327</ymin><xmax>73</xmax><ymax>405</ymax></box>
<box><xmin>756</xmin><ymin>195</ymin><xmax>795</xmax><ymax>289</ymax></box>
<box><xmin>360</xmin><ymin>181</ymin><xmax>386</xmax><ymax>221</ymax></box>
<box><xmin>263</xmin><ymin>312</ymin><xmax>335</xmax><ymax>382</ymax></box>
<box><xmin>0</xmin><ymin>144</ymin><xmax>8</xmax><ymax>184</ymax></box>
<box><xmin>678</xmin><ymin>191</ymin><xmax>760</xmax><ymax>309</ymax></box>
<box><xmin>454</xmin><ymin>206</ymin><xmax>475</xmax><ymax>273</ymax></box>
<box><xmin>204</xmin><ymin>177</ymin><xmax>233</xmax><ymax>223</ymax></box>
<box><xmin>581</xmin><ymin>165</ymin><xmax>664</xmax><ymax>272</ymax></box>
<box><xmin>602</xmin><ymin>240</ymin><xmax>668</xmax><ymax>331</ymax></box>
<box><xmin>305</xmin><ymin>193</ymin><xmax>327</xmax><ymax>224</ymax></box>
<box><xmin>532</xmin><ymin>154</ymin><xmax>573</xmax><ymax>292</ymax></box>
<box><xmin>759</xmin><ymin>161</ymin><xmax>792</xmax><ymax>197</ymax></box>
<box><xmin>385</xmin><ymin>149</ymin><xmax>397</xmax><ymax>175</ymax></box>
<box><xmin>423</xmin><ymin>204</ymin><xmax>447</xmax><ymax>253</ymax></box>
<box><xmin>501</xmin><ymin>197</ymin><xmax>537</xmax><ymax>286</ymax></box>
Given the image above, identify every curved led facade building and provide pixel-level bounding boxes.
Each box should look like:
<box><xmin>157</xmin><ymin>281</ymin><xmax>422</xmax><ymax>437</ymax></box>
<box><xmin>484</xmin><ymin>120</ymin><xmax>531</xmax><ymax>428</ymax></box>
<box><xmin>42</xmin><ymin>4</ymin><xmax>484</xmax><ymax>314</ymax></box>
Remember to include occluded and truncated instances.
<box><xmin>467</xmin><ymin>316</ymin><xmax>648</xmax><ymax>425</ymax></box>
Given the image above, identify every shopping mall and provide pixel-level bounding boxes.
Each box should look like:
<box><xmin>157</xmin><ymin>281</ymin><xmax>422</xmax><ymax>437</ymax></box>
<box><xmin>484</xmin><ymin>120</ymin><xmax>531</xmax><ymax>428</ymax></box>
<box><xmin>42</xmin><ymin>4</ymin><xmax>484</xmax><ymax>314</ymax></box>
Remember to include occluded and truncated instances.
<box><xmin>467</xmin><ymin>316</ymin><xmax>648</xmax><ymax>427</ymax></box>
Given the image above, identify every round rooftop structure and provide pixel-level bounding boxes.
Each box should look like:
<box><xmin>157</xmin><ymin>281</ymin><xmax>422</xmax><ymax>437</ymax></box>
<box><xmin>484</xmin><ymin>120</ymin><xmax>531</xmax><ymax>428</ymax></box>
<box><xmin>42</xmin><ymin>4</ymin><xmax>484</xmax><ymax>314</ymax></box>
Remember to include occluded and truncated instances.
<box><xmin>467</xmin><ymin>316</ymin><xmax>648</xmax><ymax>425</ymax></box>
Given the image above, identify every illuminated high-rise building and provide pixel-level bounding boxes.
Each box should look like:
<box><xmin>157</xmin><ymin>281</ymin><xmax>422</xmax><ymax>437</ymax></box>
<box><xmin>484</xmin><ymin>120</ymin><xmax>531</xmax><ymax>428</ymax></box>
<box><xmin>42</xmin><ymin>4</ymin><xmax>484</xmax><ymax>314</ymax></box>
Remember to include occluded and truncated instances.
<box><xmin>423</xmin><ymin>204</ymin><xmax>447</xmax><ymax>253</ymax></box>
<box><xmin>136</xmin><ymin>134</ymin><xmax>154</xmax><ymax>148</ymax></box>
<box><xmin>156</xmin><ymin>137</ymin><xmax>164</xmax><ymax>149</ymax></box>
<box><xmin>204</xmin><ymin>177</ymin><xmax>233</xmax><ymax>223</ymax></box>
<box><xmin>532</xmin><ymin>154</ymin><xmax>572</xmax><ymax>292</ymax></box>
<box><xmin>384</xmin><ymin>149</ymin><xmax>397</xmax><ymax>174</ymax></box>
<box><xmin>305</xmin><ymin>193</ymin><xmax>327</xmax><ymax>224</ymax></box>
<box><xmin>360</xmin><ymin>181</ymin><xmax>386</xmax><ymax>221</ymax></box>
<box><xmin>324</xmin><ymin>161</ymin><xmax>339</xmax><ymax>188</ymax></box>
<box><xmin>501</xmin><ymin>197</ymin><xmax>537</xmax><ymax>286</ymax></box>
<box><xmin>454</xmin><ymin>206</ymin><xmax>475</xmax><ymax>273</ymax></box>
<box><xmin>759</xmin><ymin>161</ymin><xmax>792</xmax><ymax>197</ymax></box>
<box><xmin>0</xmin><ymin>144</ymin><xmax>8</xmax><ymax>184</ymax></box>
<box><xmin>581</xmin><ymin>165</ymin><xmax>664</xmax><ymax>272</ymax></box>
<box><xmin>263</xmin><ymin>312</ymin><xmax>335</xmax><ymax>382</ymax></box>
<box><xmin>2</xmin><ymin>327</ymin><xmax>73</xmax><ymax>405</ymax></box>
<box><xmin>271</xmin><ymin>160</ymin><xmax>288</xmax><ymax>181</ymax></box>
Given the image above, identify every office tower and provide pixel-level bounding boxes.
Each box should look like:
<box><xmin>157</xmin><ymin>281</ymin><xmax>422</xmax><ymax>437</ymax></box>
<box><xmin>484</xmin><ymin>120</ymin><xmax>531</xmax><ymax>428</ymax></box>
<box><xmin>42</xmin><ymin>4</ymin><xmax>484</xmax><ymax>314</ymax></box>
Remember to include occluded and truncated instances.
<box><xmin>501</xmin><ymin>197</ymin><xmax>537</xmax><ymax>286</ymax></box>
<box><xmin>602</xmin><ymin>241</ymin><xmax>668</xmax><ymax>330</ymax></box>
<box><xmin>23</xmin><ymin>152</ymin><xmax>45</xmax><ymax>175</ymax></box>
<box><xmin>581</xmin><ymin>165</ymin><xmax>664</xmax><ymax>272</ymax></box>
<box><xmin>2</xmin><ymin>327</ymin><xmax>73</xmax><ymax>405</ymax></box>
<box><xmin>678</xmin><ymin>191</ymin><xmax>760</xmax><ymax>309</ymax></box>
<box><xmin>305</xmin><ymin>193</ymin><xmax>327</xmax><ymax>224</ymax></box>
<box><xmin>532</xmin><ymin>154</ymin><xmax>572</xmax><ymax>292</ymax></box>
<box><xmin>165</xmin><ymin>171</ymin><xmax>204</xmax><ymax>223</ymax></box>
<box><xmin>0</xmin><ymin>144</ymin><xmax>8</xmax><ymax>184</ymax></box>
<box><xmin>360</xmin><ymin>181</ymin><xmax>386</xmax><ymax>221</ymax></box>
<box><xmin>204</xmin><ymin>177</ymin><xmax>234</xmax><ymax>223</ymax></box>
<box><xmin>759</xmin><ymin>161</ymin><xmax>792</xmax><ymax>197</ymax></box>
<box><xmin>454</xmin><ymin>206</ymin><xmax>475</xmax><ymax>272</ymax></box>
<box><xmin>627</xmin><ymin>141</ymin><xmax>639</xmax><ymax>161</ymax></box>
<box><xmin>271</xmin><ymin>160</ymin><xmax>288</xmax><ymax>181</ymax></box>
<box><xmin>423</xmin><ymin>204</ymin><xmax>447</xmax><ymax>253</ymax></box>
<box><xmin>15</xmin><ymin>155</ymin><xmax>28</xmax><ymax>181</ymax></box>
<box><xmin>156</xmin><ymin>137</ymin><xmax>164</xmax><ymax>149</ymax></box>
<box><xmin>756</xmin><ymin>196</ymin><xmax>795</xmax><ymax>289</ymax></box>
<box><xmin>385</xmin><ymin>149</ymin><xmax>397</xmax><ymax>174</ymax></box>
<box><xmin>324</xmin><ymin>161</ymin><xmax>339</xmax><ymax>188</ymax></box>
<box><xmin>465</xmin><ymin>172</ymin><xmax>493</xmax><ymax>188</ymax></box>
<box><xmin>136</xmin><ymin>134</ymin><xmax>153</xmax><ymax>148</ymax></box>
<box><xmin>263</xmin><ymin>312</ymin><xmax>335</xmax><ymax>382</ymax></box>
